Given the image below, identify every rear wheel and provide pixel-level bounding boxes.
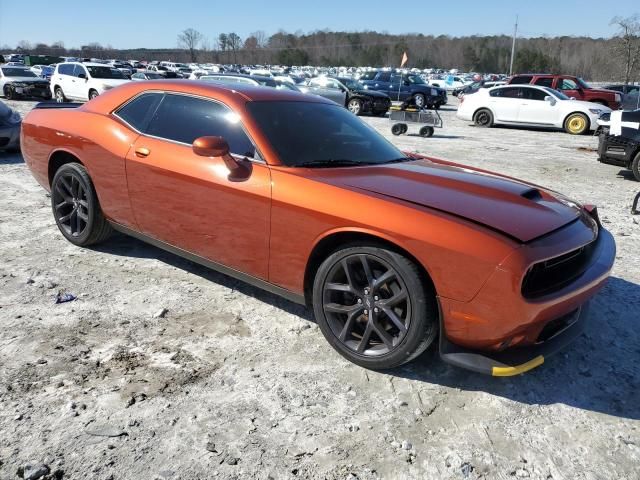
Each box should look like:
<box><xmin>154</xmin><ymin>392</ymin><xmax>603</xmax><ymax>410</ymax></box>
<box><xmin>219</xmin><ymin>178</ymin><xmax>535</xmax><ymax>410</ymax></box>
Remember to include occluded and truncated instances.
<box><xmin>391</xmin><ymin>123</ymin><xmax>403</xmax><ymax>136</ymax></box>
<box><xmin>631</xmin><ymin>152</ymin><xmax>640</xmax><ymax>181</ymax></box>
<box><xmin>88</xmin><ymin>89</ymin><xmax>99</xmax><ymax>100</ymax></box>
<box><xmin>564</xmin><ymin>112</ymin><xmax>589</xmax><ymax>135</ymax></box>
<box><xmin>313</xmin><ymin>245</ymin><xmax>438</xmax><ymax>370</ymax></box>
<box><xmin>474</xmin><ymin>108</ymin><xmax>493</xmax><ymax>127</ymax></box>
<box><xmin>51</xmin><ymin>163</ymin><xmax>112</xmax><ymax>246</ymax></box>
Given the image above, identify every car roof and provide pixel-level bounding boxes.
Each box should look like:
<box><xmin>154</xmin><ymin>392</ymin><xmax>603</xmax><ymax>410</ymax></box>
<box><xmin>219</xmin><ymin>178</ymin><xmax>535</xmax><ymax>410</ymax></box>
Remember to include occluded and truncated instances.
<box><xmin>82</xmin><ymin>79</ymin><xmax>332</xmax><ymax>114</ymax></box>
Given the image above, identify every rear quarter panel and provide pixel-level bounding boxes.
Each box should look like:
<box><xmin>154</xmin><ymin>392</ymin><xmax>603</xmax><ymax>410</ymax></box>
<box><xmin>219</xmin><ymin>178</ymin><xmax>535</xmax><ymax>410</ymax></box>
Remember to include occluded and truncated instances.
<box><xmin>21</xmin><ymin>108</ymin><xmax>139</xmax><ymax>228</ymax></box>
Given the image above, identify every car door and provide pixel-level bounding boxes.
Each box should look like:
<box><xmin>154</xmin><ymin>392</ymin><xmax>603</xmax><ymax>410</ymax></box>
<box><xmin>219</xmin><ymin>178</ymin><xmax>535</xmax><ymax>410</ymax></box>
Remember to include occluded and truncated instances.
<box><xmin>306</xmin><ymin>78</ymin><xmax>346</xmax><ymax>105</ymax></box>
<box><xmin>122</xmin><ymin>92</ymin><xmax>272</xmax><ymax>280</ymax></box>
<box><xmin>516</xmin><ymin>87</ymin><xmax>558</xmax><ymax>125</ymax></box>
<box><xmin>488</xmin><ymin>87</ymin><xmax>522</xmax><ymax>122</ymax></box>
<box><xmin>556</xmin><ymin>77</ymin><xmax>581</xmax><ymax>100</ymax></box>
<box><xmin>69</xmin><ymin>64</ymin><xmax>88</xmax><ymax>99</ymax></box>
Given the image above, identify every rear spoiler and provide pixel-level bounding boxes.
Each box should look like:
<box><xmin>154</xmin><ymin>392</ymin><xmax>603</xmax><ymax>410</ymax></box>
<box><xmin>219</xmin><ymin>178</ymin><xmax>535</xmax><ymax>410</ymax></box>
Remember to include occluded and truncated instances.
<box><xmin>34</xmin><ymin>102</ymin><xmax>83</xmax><ymax>109</ymax></box>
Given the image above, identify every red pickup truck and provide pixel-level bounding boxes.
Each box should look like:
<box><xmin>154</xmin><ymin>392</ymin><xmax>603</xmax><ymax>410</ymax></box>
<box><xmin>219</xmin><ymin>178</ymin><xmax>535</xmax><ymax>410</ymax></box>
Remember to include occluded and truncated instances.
<box><xmin>507</xmin><ymin>74</ymin><xmax>621</xmax><ymax>110</ymax></box>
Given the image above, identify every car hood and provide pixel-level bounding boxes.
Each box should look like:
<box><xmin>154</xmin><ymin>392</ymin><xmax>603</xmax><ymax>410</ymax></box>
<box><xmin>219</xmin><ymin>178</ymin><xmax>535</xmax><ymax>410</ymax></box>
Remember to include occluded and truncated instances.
<box><xmin>309</xmin><ymin>158</ymin><xmax>582</xmax><ymax>242</ymax></box>
<box><xmin>353</xmin><ymin>89</ymin><xmax>389</xmax><ymax>99</ymax></box>
<box><xmin>5</xmin><ymin>77</ymin><xmax>48</xmax><ymax>84</ymax></box>
<box><xmin>562</xmin><ymin>99</ymin><xmax>612</xmax><ymax>112</ymax></box>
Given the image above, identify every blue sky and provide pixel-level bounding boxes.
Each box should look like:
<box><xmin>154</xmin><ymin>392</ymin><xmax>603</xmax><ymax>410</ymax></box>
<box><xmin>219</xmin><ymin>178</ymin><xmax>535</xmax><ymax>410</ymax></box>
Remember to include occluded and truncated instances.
<box><xmin>0</xmin><ymin>0</ymin><xmax>637</xmax><ymax>49</ymax></box>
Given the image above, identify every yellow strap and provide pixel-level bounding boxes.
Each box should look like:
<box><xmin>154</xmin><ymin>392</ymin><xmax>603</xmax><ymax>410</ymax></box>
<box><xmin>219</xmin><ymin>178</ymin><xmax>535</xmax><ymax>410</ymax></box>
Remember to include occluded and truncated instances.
<box><xmin>491</xmin><ymin>355</ymin><xmax>544</xmax><ymax>376</ymax></box>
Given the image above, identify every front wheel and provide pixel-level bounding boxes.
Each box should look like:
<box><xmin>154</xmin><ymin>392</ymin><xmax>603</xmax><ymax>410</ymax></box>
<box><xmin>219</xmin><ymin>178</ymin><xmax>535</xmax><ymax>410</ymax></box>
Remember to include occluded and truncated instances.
<box><xmin>51</xmin><ymin>163</ymin><xmax>113</xmax><ymax>246</ymax></box>
<box><xmin>312</xmin><ymin>246</ymin><xmax>438</xmax><ymax>370</ymax></box>
<box><xmin>347</xmin><ymin>98</ymin><xmax>363</xmax><ymax>115</ymax></box>
<box><xmin>564</xmin><ymin>113</ymin><xmax>589</xmax><ymax>135</ymax></box>
<box><xmin>413</xmin><ymin>94</ymin><xmax>426</xmax><ymax>108</ymax></box>
<box><xmin>54</xmin><ymin>87</ymin><xmax>67</xmax><ymax>103</ymax></box>
<box><xmin>4</xmin><ymin>85</ymin><xmax>14</xmax><ymax>100</ymax></box>
<box><xmin>419</xmin><ymin>126</ymin><xmax>434</xmax><ymax>137</ymax></box>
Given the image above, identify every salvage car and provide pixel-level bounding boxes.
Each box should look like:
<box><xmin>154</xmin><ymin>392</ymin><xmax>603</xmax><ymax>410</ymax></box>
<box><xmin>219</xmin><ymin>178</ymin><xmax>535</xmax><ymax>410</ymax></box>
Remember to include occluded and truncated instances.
<box><xmin>21</xmin><ymin>81</ymin><xmax>615</xmax><ymax>375</ymax></box>
<box><xmin>0</xmin><ymin>66</ymin><xmax>51</xmax><ymax>100</ymax></box>
<box><xmin>596</xmin><ymin>110</ymin><xmax>640</xmax><ymax>181</ymax></box>
<box><xmin>0</xmin><ymin>100</ymin><xmax>21</xmax><ymax>151</ymax></box>
<box><xmin>130</xmin><ymin>71</ymin><xmax>165</xmax><ymax>81</ymax></box>
<box><xmin>299</xmin><ymin>76</ymin><xmax>391</xmax><ymax>116</ymax></box>
<box><xmin>457</xmin><ymin>85</ymin><xmax>610</xmax><ymax>134</ymax></box>
<box><xmin>50</xmin><ymin>62</ymin><xmax>130</xmax><ymax>102</ymax></box>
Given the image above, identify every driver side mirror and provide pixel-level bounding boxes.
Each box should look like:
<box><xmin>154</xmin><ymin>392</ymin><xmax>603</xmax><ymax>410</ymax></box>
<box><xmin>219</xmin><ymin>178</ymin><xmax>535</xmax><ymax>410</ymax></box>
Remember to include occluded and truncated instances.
<box><xmin>544</xmin><ymin>95</ymin><xmax>557</xmax><ymax>106</ymax></box>
<box><xmin>192</xmin><ymin>136</ymin><xmax>251</xmax><ymax>181</ymax></box>
<box><xmin>77</xmin><ymin>73</ymin><xmax>87</xmax><ymax>79</ymax></box>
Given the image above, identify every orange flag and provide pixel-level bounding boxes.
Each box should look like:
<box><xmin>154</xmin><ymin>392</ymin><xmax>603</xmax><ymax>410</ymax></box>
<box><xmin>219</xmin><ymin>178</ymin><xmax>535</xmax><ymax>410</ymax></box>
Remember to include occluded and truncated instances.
<box><xmin>401</xmin><ymin>51</ymin><xmax>408</xmax><ymax>67</ymax></box>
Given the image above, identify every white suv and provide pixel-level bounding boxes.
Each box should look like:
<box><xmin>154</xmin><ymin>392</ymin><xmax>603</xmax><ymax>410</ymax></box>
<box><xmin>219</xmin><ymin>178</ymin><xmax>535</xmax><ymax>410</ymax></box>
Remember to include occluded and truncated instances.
<box><xmin>50</xmin><ymin>62</ymin><xmax>130</xmax><ymax>102</ymax></box>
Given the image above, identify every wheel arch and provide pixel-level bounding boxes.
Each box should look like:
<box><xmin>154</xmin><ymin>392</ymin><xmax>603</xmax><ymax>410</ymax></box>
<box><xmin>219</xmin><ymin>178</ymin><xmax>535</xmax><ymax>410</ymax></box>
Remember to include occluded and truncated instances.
<box><xmin>48</xmin><ymin>149</ymin><xmax>85</xmax><ymax>186</ymax></box>
<box><xmin>303</xmin><ymin>229</ymin><xmax>437</xmax><ymax>306</ymax></box>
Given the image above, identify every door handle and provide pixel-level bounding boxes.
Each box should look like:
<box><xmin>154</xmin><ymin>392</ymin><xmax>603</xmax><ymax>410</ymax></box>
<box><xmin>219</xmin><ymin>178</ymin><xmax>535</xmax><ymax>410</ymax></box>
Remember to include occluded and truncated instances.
<box><xmin>135</xmin><ymin>147</ymin><xmax>151</xmax><ymax>158</ymax></box>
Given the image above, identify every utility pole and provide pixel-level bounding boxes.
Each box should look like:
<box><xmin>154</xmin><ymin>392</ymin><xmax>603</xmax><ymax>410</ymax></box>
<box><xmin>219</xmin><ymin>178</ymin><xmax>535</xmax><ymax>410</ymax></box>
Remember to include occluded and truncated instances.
<box><xmin>509</xmin><ymin>15</ymin><xmax>518</xmax><ymax>76</ymax></box>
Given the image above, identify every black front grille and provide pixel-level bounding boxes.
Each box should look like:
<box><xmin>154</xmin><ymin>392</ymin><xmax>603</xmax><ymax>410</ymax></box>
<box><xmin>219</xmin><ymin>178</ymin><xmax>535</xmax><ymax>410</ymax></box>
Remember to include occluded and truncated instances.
<box><xmin>522</xmin><ymin>240</ymin><xmax>598</xmax><ymax>299</ymax></box>
<box><xmin>536</xmin><ymin>308</ymin><xmax>579</xmax><ymax>343</ymax></box>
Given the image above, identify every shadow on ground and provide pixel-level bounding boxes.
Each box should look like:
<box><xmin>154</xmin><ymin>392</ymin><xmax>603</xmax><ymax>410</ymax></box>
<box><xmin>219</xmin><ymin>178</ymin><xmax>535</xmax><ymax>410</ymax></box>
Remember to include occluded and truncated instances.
<box><xmin>0</xmin><ymin>152</ymin><xmax>24</xmax><ymax>164</ymax></box>
<box><xmin>95</xmin><ymin>233</ymin><xmax>640</xmax><ymax>420</ymax></box>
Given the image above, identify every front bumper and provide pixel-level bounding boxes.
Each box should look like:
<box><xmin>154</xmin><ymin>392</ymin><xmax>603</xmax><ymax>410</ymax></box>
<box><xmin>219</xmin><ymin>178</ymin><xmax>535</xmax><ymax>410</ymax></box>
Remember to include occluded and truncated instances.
<box><xmin>438</xmin><ymin>223</ymin><xmax>616</xmax><ymax>376</ymax></box>
<box><xmin>597</xmin><ymin>129</ymin><xmax>636</xmax><ymax>168</ymax></box>
<box><xmin>440</xmin><ymin>302</ymin><xmax>588</xmax><ymax>376</ymax></box>
<box><xmin>11</xmin><ymin>83</ymin><xmax>51</xmax><ymax>99</ymax></box>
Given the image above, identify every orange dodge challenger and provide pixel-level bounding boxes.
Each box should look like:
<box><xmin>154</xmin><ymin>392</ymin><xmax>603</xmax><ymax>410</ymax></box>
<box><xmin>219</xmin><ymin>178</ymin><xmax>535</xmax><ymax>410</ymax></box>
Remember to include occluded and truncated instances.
<box><xmin>21</xmin><ymin>81</ymin><xmax>616</xmax><ymax>376</ymax></box>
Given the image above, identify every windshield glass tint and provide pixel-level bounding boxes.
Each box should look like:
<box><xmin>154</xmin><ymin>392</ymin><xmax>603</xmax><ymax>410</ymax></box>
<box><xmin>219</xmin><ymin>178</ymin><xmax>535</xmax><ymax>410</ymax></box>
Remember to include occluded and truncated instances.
<box><xmin>2</xmin><ymin>68</ymin><xmax>37</xmax><ymax>77</ymax></box>
<box><xmin>86</xmin><ymin>66</ymin><xmax>122</xmax><ymax>79</ymax></box>
<box><xmin>247</xmin><ymin>101</ymin><xmax>404</xmax><ymax>167</ymax></box>
<box><xmin>344</xmin><ymin>79</ymin><xmax>364</xmax><ymax>89</ymax></box>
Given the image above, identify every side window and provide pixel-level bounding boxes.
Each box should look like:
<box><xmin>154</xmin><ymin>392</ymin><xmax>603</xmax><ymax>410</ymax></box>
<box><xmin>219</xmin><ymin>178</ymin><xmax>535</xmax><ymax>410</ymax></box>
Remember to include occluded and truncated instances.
<box><xmin>509</xmin><ymin>75</ymin><xmax>532</xmax><ymax>85</ymax></box>
<box><xmin>376</xmin><ymin>72</ymin><xmax>391</xmax><ymax>82</ymax></box>
<box><xmin>534</xmin><ymin>77</ymin><xmax>553</xmax><ymax>88</ymax></box>
<box><xmin>115</xmin><ymin>93</ymin><xmax>163</xmax><ymax>132</ymax></box>
<box><xmin>523</xmin><ymin>88</ymin><xmax>547</xmax><ymax>101</ymax></box>
<box><xmin>558</xmin><ymin>78</ymin><xmax>578</xmax><ymax>90</ymax></box>
<box><xmin>73</xmin><ymin>65</ymin><xmax>87</xmax><ymax>78</ymax></box>
<box><xmin>146</xmin><ymin>94</ymin><xmax>256</xmax><ymax>158</ymax></box>
<box><xmin>491</xmin><ymin>87</ymin><xmax>521</xmax><ymax>98</ymax></box>
<box><xmin>58</xmin><ymin>64</ymin><xmax>73</xmax><ymax>76</ymax></box>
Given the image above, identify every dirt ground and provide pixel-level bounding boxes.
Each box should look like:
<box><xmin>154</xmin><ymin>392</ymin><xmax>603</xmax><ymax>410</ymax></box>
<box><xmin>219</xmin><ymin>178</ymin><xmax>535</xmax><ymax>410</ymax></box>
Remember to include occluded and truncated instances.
<box><xmin>1</xmin><ymin>97</ymin><xmax>639</xmax><ymax>480</ymax></box>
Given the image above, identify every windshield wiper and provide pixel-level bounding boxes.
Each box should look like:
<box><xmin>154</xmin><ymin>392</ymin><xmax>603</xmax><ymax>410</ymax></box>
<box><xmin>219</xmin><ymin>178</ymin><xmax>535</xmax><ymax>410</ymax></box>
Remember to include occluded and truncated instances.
<box><xmin>295</xmin><ymin>159</ymin><xmax>375</xmax><ymax>168</ymax></box>
<box><xmin>380</xmin><ymin>157</ymin><xmax>415</xmax><ymax>164</ymax></box>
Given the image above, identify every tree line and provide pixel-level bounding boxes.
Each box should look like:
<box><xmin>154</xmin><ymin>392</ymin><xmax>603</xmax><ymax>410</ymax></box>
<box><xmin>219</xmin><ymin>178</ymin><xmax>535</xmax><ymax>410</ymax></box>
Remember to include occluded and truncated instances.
<box><xmin>5</xmin><ymin>15</ymin><xmax>639</xmax><ymax>82</ymax></box>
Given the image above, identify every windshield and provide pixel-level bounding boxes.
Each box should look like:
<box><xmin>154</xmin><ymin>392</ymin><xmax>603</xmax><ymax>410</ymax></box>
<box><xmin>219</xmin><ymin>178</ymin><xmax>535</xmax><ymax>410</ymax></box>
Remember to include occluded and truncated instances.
<box><xmin>2</xmin><ymin>67</ymin><xmax>37</xmax><ymax>78</ymax></box>
<box><xmin>247</xmin><ymin>101</ymin><xmax>405</xmax><ymax>167</ymax></box>
<box><xmin>577</xmin><ymin>77</ymin><xmax>590</xmax><ymax>89</ymax></box>
<box><xmin>543</xmin><ymin>87</ymin><xmax>570</xmax><ymax>100</ymax></box>
<box><xmin>343</xmin><ymin>78</ymin><xmax>365</xmax><ymax>90</ymax></box>
<box><xmin>86</xmin><ymin>66</ymin><xmax>123</xmax><ymax>79</ymax></box>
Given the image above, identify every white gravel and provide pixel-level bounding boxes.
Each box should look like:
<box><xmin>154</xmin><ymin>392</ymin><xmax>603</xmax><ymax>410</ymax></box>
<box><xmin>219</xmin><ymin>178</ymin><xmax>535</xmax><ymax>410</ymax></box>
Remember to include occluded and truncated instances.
<box><xmin>0</xmin><ymin>98</ymin><xmax>639</xmax><ymax>480</ymax></box>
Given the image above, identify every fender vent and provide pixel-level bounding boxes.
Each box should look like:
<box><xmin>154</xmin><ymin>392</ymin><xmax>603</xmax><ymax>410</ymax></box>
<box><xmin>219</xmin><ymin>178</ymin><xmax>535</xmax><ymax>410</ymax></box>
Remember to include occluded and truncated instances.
<box><xmin>521</xmin><ymin>188</ymin><xmax>542</xmax><ymax>201</ymax></box>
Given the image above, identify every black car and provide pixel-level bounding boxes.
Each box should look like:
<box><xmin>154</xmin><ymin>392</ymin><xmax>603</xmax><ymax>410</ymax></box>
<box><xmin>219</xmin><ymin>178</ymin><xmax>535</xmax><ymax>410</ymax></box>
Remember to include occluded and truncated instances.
<box><xmin>597</xmin><ymin>110</ymin><xmax>640</xmax><ymax>181</ymax></box>
<box><xmin>0</xmin><ymin>67</ymin><xmax>51</xmax><ymax>100</ymax></box>
<box><xmin>0</xmin><ymin>100</ymin><xmax>21</xmax><ymax>152</ymax></box>
<box><xmin>300</xmin><ymin>76</ymin><xmax>391</xmax><ymax>116</ymax></box>
<box><xmin>359</xmin><ymin>71</ymin><xmax>447</xmax><ymax>109</ymax></box>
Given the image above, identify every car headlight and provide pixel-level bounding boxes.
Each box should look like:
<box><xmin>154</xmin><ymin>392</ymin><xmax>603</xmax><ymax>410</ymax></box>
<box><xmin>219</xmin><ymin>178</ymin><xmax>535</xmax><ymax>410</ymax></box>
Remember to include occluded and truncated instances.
<box><xmin>589</xmin><ymin>108</ymin><xmax>603</xmax><ymax>115</ymax></box>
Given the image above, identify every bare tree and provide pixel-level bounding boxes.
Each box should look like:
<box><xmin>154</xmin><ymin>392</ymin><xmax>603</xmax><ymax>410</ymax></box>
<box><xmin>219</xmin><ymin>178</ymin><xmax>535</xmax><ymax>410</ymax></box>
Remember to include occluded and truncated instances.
<box><xmin>178</xmin><ymin>28</ymin><xmax>204</xmax><ymax>63</ymax></box>
<box><xmin>16</xmin><ymin>40</ymin><xmax>33</xmax><ymax>52</ymax></box>
<box><xmin>610</xmin><ymin>15</ymin><xmax>640</xmax><ymax>84</ymax></box>
<box><xmin>227</xmin><ymin>33</ymin><xmax>242</xmax><ymax>63</ymax></box>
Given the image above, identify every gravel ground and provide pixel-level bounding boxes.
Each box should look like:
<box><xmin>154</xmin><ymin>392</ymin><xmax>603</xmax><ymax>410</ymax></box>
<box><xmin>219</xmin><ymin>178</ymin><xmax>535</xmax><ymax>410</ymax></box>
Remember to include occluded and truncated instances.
<box><xmin>1</xmin><ymin>97</ymin><xmax>639</xmax><ymax>480</ymax></box>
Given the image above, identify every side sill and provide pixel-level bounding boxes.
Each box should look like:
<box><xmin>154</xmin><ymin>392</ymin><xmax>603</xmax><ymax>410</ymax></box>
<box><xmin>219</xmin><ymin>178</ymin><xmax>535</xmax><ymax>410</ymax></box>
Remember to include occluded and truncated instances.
<box><xmin>108</xmin><ymin>221</ymin><xmax>306</xmax><ymax>305</ymax></box>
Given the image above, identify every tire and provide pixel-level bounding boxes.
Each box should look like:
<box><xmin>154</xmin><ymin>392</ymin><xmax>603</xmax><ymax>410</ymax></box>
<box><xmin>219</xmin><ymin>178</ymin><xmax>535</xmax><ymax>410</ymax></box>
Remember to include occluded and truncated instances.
<box><xmin>312</xmin><ymin>245</ymin><xmax>438</xmax><ymax>370</ymax></box>
<box><xmin>347</xmin><ymin>98</ymin><xmax>363</xmax><ymax>115</ymax></box>
<box><xmin>54</xmin><ymin>87</ymin><xmax>67</xmax><ymax>103</ymax></box>
<box><xmin>564</xmin><ymin>112</ymin><xmax>589</xmax><ymax>135</ymax></box>
<box><xmin>631</xmin><ymin>151</ymin><xmax>640</xmax><ymax>182</ymax></box>
<box><xmin>473</xmin><ymin>108</ymin><xmax>493</xmax><ymax>127</ymax></box>
<box><xmin>413</xmin><ymin>93</ymin><xmax>426</xmax><ymax>108</ymax></box>
<box><xmin>50</xmin><ymin>163</ymin><xmax>112</xmax><ymax>246</ymax></box>
<box><xmin>4</xmin><ymin>85</ymin><xmax>14</xmax><ymax>100</ymax></box>
<box><xmin>400</xmin><ymin>124</ymin><xmax>408</xmax><ymax>134</ymax></box>
<box><xmin>391</xmin><ymin>123</ymin><xmax>403</xmax><ymax>136</ymax></box>
<box><xmin>419</xmin><ymin>126</ymin><xmax>434</xmax><ymax>137</ymax></box>
<box><xmin>88</xmin><ymin>89</ymin><xmax>99</xmax><ymax>100</ymax></box>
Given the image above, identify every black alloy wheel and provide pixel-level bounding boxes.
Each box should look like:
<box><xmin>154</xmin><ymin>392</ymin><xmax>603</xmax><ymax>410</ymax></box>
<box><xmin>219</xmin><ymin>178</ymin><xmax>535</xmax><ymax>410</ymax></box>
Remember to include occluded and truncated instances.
<box><xmin>51</xmin><ymin>163</ymin><xmax>112</xmax><ymax>246</ymax></box>
<box><xmin>474</xmin><ymin>108</ymin><xmax>493</xmax><ymax>127</ymax></box>
<box><xmin>313</xmin><ymin>246</ymin><xmax>437</xmax><ymax>369</ymax></box>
